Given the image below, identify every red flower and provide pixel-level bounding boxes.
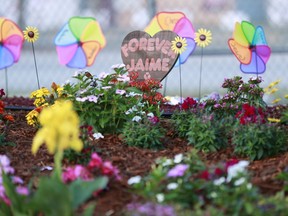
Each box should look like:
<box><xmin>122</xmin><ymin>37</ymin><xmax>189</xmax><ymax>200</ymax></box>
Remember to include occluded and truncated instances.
<box><xmin>214</xmin><ymin>167</ymin><xmax>224</xmax><ymax>176</ymax></box>
<box><xmin>88</xmin><ymin>153</ymin><xmax>103</xmax><ymax>170</ymax></box>
<box><xmin>199</xmin><ymin>170</ymin><xmax>210</xmax><ymax>180</ymax></box>
<box><xmin>225</xmin><ymin>158</ymin><xmax>239</xmax><ymax>172</ymax></box>
<box><xmin>181</xmin><ymin>97</ymin><xmax>197</xmax><ymax>110</ymax></box>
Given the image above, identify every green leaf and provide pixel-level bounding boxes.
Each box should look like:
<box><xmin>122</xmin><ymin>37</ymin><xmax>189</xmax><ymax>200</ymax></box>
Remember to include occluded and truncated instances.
<box><xmin>82</xmin><ymin>202</ymin><xmax>96</xmax><ymax>216</ymax></box>
<box><xmin>69</xmin><ymin>176</ymin><xmax>108</xmax><ymax>209</ymax></box>
<box><xmin>29</xmin><ymin>177</ymin><xmax>72</xmax><ymax>216</ymax></box>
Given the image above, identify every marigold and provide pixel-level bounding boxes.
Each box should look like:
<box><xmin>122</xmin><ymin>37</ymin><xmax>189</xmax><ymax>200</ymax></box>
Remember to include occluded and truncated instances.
<box><xmin>3</xmin><ymin>115</ymin><xmax>14</xmax><ymax>122</ymax></box>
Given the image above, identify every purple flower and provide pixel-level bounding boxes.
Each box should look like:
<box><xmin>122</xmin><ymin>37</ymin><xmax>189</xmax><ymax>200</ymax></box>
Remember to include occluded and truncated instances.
<box><xmin>0</xmin><ymin>155</ymin><xmax>14</xmax><ymax>174</ymax></box>
<box><xmin>126</xmin><ymin>202</ymin><xmax>176</xmax><ymax>216</ymax></box>
<box><xmin>0</xmin><ymin>89</ymin><xmax>5</xmax><ymax>97</ymax></box>
<box><xmin>87</xmin><ymin>95</ymin><xmax>98</xmax><ymax>103</ymax></box>
<box><xmin>167</xmin><ymin>164</ymin><xmax>189</xmax><ymax>178</ymax></box>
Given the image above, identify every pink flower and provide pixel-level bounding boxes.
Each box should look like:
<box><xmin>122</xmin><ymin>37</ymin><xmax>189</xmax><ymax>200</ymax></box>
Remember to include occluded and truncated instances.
<box><xmin>88</xmin><ymin>153</ymin><xmax>103</xmax><ymax>170</ymax></box>
<box><xmin>101</xmin><ymin>161</ymin><xmax>121</xmax><ymax>180</ymax></box>
<box><xmin>167</xmin><ymin>164</ymin><xmax>189</xmax><ymax>178</ymax></box>
<box><xmin>148</xmin><ymin>116</ymin><xmax>159</xmax><ymax>125</ymax></box>
<box><xmin>62</xmin><ymin>165</ymin><xmax>91</xmax><ymax>183</ymax></box>
<box><xmin>16</xmin><ymin>186</ymin><xmax>29</xmax><ymax>196</ymax></box>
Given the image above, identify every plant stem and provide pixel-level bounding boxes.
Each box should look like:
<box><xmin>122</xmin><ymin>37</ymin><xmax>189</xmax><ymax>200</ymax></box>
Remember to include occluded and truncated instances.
<box><xmin>32</xmin><ymin>42</ymin><xmax>40</xmax><ymax>89</ymax></box>
<box><xmin>53</xmin><ymin>150</ymin><xmax>63</xmax><ymax>181</ymax></box>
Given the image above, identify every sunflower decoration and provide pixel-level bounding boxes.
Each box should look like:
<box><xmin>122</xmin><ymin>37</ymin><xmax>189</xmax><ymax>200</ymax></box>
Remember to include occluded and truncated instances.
<box><xmin>171</xmin><ymin>36</ymin><xmax>187</xmax><ymax>54</ymax></box>
<box><xmin>195</xmin><ymin>28</ymin><xmax>212</xmax><ymax>48</ymax></box>
<box><xmin>23</xmin><ymin>26</ymin><xmax>39</xmax><ymax>43</ymax></box>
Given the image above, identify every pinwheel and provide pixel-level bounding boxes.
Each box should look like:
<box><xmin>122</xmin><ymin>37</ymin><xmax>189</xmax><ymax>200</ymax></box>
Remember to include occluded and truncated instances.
<box><xmin>0</xmin><ymin>17</ymin><xmax>24</xmax><ymax>96</ymax></box>
<box><xmin>55</xmin><ymin>16</ymin><xmax>106</xmax><ymax>69</ymax></box>
<box><xmin>145</xmin><ymin>12</ymin><xmax>196</xmax><ymax>65</ymax></box>
<box><xmin>0</xmin><ymin>18</ymin><xmax>24</xmax><ymax>69</ymax></box>
<box><xmin>228</xmin><ymin>21</ymin><xmax>271</xmax><ymax>74</ymax></box>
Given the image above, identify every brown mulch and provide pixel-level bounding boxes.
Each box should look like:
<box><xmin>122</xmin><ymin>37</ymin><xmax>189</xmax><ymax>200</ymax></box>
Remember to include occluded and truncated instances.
<box><xmin>1</xmin><ymin>98</ymin><xmax>288</xmax><ymax>215</ymax></box>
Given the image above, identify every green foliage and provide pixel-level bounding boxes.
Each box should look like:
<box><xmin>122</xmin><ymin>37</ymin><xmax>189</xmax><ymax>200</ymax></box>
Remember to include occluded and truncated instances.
<box><xmin>233</xmin><ymin>123</ymin><xmax>287</xmax><ymax>160</ymax></box>
<box><xmin>171</xmin><ymin>110</ymin><xmax>194</xmax><ymax>138</ymax></box>
<box><xmin>122</xmin><ymin>115</ymin><xmax>166</xmax><ymax>149</ymax></box>
<box><xmin>186</xmin><ymin>115</ymin><xmax>231</xmax><ymax>152</ymax></box>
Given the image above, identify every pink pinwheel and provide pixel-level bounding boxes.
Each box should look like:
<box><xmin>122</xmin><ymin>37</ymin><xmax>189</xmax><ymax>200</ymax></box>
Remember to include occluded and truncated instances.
<box><xmin>0</xmin><ymin>18</ymin><xmax>24</xmax><ymax>69</ymax></box>
<box><xmin>228</xmin><ymin>21</ymin><xmax>271</xmax><ymax>74</ymax></box>
<box><xmin>145</xmin><ymin>12</ymin><xmax>196</xmax><ymax>65</ymax></box>
<box><xmin>54</xmin><ymin>16</ymin><xmax>106</xmax><ymax>69</ymax></box>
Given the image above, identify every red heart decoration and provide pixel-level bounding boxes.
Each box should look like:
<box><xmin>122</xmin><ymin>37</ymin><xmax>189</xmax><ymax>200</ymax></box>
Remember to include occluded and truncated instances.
<box><xmin>121</xmin><ymin>30</ymin><xmax>179</xmax><ymax>81</ymax></box>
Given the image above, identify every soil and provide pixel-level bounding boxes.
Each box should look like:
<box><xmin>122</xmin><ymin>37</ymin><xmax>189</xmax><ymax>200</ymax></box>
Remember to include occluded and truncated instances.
<box><xmin>1</xmin><ymin>97</ymin><xmax>288</xmax><ymax>216</ymax></box>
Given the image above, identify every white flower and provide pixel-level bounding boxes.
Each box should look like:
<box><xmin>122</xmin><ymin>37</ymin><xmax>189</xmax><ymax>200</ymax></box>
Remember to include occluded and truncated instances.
<box><xmin>76</xmin><ymin>97</ymin><xmax>87</xmax><ymax>102</ymax></box>
<box><xmin>98</xmin><ymin>72</ymin><xmax>109</xmax><ymax>79</ymax></box>
<box><xmin>116</xmin><ymin>89</ymin><xmax>126</xmax><ymax>95</ymax></box>
<box><xmin>73</xmin><ymin>70</ymin><xmax>81</xmax><ymax>77</ymax></box>
<box><xmin>102</xmin><ymin>86</ymin><xmax>112</xmax><ymax>90</ymax></box>
<box><xmin>174</xmin><ymin>154</ymin><xmax>183</xmax><ymax>163</ymax></box>
<box><xmin>247</xmin><ymin>183</ymin><xmax>252</xmax><ymax>190</ymax></box>
<box><xmin>213</xmin><ymin>177</ymin><xmax>226</xmax><ymax>186</ymax></box>
<box><xmin>117</xmin><ymin>74</ymin><xmax>130</xmax><ymax>82</ymax></box>
<box><xmin>111</xmin><ymin>63</ymin><xmax>125</xmax><ymax>69</ymax></box>
<box><xmin>79</xmin><ymin>89</ymin><xmax>87</xmax><ymax>94</ymax></box>
<box><xmin>93</xmin><ymin>133</ymin><xmax>104</xmax><ymax>139</ymax></box>
<box><xmin>162</xmin><ymin>159</ymin><xmax>173</xmax><ymax>167</ymax></box>
<box><xmin>126</xmin><ymin>92</ymin><xmax>142</xmax><ymax>97</ymax></box>
<box><xmin>167</xmin><ymin>182</ymin><xmax>178</xmax><ymax>190</ymax></box>
<box><xmin>210</xmin><ymin>192</ymin><xmax>218</xmax><ymax>198</ymax></box>
<box><xmin>132</xmin><ymin>116</ymin><xmax>142</xmax><ymax>122</ymax></box>
<box><xmin>227</xmin><ymin>160</ymin><xmax>249</xmax><ymax>182</ymax></box>
<box><xmin>234</xmin><ymin>177</ymin><xmax>246</xmax><ymax>186</ymax></box>
<box><xmin>147</xmin><ymin>112</ymin><xmax>154</xmax><ymax>118</ymax></box>
<box><xmin>127</xmin><ymin>175</ymin><xmax>141</xmax><ymax>185</ymax></box>
<box><xmin>156</xmin><ymin>193</ymin><xmax>165</xmax><ymax>203</ymax></box>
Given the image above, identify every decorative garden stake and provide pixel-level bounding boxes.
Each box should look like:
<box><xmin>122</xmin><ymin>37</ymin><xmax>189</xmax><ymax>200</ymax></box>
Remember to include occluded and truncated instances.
<box><xmin>195</xmin><ymin>28</ymin><xmax>212</xmax><ymax>100</ymax></box>
<box><xmin>23</xmin><ymin>26</ymin><xmax>40</xmax><ymax>89</ymax></box>
<box><xmin>228</xmin><ymin>21</ymin><xmax>271</xmax><ymax>76</ymax></box>
<box><xmin>145</xmin><ymin>12</ymin><xmax>196</xmax><ymax>99</ymax></box>
<box><xmin>0</xmin><ymin>18</ymin><xmax>24</xmax><ymax>96</ymax></box>
<box><xmin>121</xmin><ymin>30</ymin><xmax>179</xmax><ymax>81</ymax></box>
<box><xmin>171</xmin><ymin>36</ymin><xmax>187</xmax><ymax>104</ymax></box>
<box><xmin>54</xmin><ymin>16</ymin><xmax>106</xmax><ymax>69</ymax></box>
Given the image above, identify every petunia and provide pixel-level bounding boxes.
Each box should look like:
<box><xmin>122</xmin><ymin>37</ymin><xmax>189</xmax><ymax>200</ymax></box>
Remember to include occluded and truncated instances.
<box><xmin>167</xmin><ymin>164</ymin><xmax>189</xmax><ymax>178</ymax></box>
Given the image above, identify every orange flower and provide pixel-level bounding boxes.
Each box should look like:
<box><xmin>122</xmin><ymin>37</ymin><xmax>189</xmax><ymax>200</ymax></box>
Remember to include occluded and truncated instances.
<box><xmin>3</xmin><ymin>114</ymin><xmax>14</xmax><ymax>122</ymax></box>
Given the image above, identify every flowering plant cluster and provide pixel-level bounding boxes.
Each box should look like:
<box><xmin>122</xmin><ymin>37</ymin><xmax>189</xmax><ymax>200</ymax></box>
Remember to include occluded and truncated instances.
<box><xmin>0</xmin><ymin>89</ymin><xmax>14</xmax><ymax>145</ymax></box>
<box><xmin>122</xmin><ymin>112</ymin><xmax>165</xmax><ymax>149</ymax></box>
<box><xmin>129</xmin><ymin>71</ymin><xmax>166</xmax><ymax>107</ymax></box>
<box><xmin>62</xmin><ymin>152</ymin><xmax>120</xmax><ymax>195</ymax></box>
<box><xmin>205</xmin><ymin>76</ymin><xmax>265</xmax><ymax>118</ymax></box>
<box><xmin>26</xmin><ymin>82</ymin><xmax>63</xmax><ymax>126</ymax></box>
<box><xmin>127</xmin><ymin>150</ymin><xmax>288</xmax><ymax>215</ymax></box>
<box><xmin>63</xmin><ymin>66</ymin><xmax>161</xmax><ymax>134</ymax></box>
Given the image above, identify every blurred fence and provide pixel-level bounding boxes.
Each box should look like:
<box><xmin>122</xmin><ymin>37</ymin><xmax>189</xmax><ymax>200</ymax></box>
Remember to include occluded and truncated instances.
<box><xmin>0</xmin><ymin>0</ymin><xmax>287</xmax><ymax>103</ymax></box>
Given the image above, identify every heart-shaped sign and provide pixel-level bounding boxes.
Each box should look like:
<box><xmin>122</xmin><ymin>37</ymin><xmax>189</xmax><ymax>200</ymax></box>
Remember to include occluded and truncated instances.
<box><xmin>121</xmin><ymin>30</ymin><xmax>179</xmax><ymax>81</ymax></box>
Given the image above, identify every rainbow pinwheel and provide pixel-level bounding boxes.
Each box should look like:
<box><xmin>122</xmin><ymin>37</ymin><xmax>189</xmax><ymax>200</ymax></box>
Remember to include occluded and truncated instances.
<box><xmin>228</xmin><ymin>21</ymin><xmax>271</xmax><ymax>74</ymax></box>
<box><xmin>54</xmin><ymin>16</ymin><xmax>106</xmax><ymax>69</ymax></box>
<box><xmin>145</xmin><ymin>12</ymin><xmax>196</xmax><ymax>65</ymax></box>
<box><xmin>0</xmin><ymin>18</ymin><xmax>24</xmax><ymax>69</ymax></box>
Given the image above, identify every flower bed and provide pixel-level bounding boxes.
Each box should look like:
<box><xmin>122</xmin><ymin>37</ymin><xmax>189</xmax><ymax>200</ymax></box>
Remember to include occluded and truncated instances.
<box><xmin>1</xmin><ymin>67</ymin><xmax>288</xmax><ymax>215</ymax></box>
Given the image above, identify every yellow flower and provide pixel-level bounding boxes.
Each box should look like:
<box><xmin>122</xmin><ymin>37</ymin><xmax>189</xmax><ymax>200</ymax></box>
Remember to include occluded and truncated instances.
<box><xmin>32</xmin><ymin>100</ymin><xmax>83</xmax><ymax>155</ymax></box>
<box><xmin>284</xmin><ymin>94</ymin><xmax>288</xmax><ymax>99</ymax></box>
<box><xmin>171</xmin><ymin>36</ymin><xmax>187</xmax><ymax>54</ymax></box>
<box><xmin>30</xmin><ymin>88</ymin><xmax>50</xmax><ymax>107</ymax></box>
<box><xmin>195</xmin><ymin>28</ymin><xmax>212</xmax><ymax>48</ymax></box>
<box><xmin>268</xmin><ymin>79</ymin><xmax>281</xmax><ymax>88</ymax></box>
<box><xmin>267</xmin><ymin>118</ymin><xmax>281</xmax><ymax>123</ymax></box>
<box><xmin>23</xmin><ymin>26</ymin><xmax>39</xmax><ymax>43</ymax></box>
<box><xmin>272</xmin><ymin>98</ymin><xmax>281</xmax><ymax>104</ymax></box>
<box><xmin>26</xmin><ymin>109</ymin><xmax>40</xmax><ymax>126</ymax></box>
